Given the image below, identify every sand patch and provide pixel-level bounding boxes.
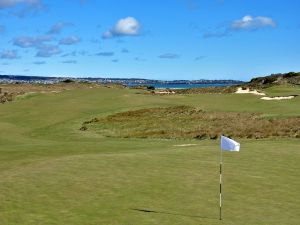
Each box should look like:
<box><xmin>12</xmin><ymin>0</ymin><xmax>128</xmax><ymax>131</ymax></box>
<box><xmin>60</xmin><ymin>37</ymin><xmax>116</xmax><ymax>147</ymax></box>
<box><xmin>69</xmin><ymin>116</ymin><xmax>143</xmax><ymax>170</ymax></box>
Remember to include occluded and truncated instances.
<box><xmin>235</xmin><ymin>87</ymin><xmax>265</xmax><ymax>96</ymax></box>
<box><xmin>261</xmin><ymin>96</ymin><xmax>296</xmax><ymax>100</ymax></box>
<box><xmin>155</xmin><ymin>90</ymin><xmax>176</xmax><ymax>94</ymax></box>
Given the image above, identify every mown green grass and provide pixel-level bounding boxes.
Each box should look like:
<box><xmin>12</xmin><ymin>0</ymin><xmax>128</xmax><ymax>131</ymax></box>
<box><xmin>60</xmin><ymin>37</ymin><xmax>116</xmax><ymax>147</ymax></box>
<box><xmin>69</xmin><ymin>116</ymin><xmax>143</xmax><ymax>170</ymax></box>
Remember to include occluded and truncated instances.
<box><xmin>0</xmin><ymin>86</ymin><xmax>300</xmax><ymax>225</ymax></box>
<box><xmin>263</xmin><ymin>84</ymin><xmax>300</xmax><ymax>97</ymax></box>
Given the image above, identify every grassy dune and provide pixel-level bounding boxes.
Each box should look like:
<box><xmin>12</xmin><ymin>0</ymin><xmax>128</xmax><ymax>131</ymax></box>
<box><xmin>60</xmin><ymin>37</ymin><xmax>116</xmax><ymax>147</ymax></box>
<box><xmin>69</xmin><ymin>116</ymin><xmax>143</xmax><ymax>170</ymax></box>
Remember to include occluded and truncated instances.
<box><xmin>84</xmin><ymin>106</ymin><xmax>300</xmax><ymax>139</ymax></box>
<box><xmin>0</xmin><ymin>85</ymin><xmax>300</xmax><ymax>224</ymax></box>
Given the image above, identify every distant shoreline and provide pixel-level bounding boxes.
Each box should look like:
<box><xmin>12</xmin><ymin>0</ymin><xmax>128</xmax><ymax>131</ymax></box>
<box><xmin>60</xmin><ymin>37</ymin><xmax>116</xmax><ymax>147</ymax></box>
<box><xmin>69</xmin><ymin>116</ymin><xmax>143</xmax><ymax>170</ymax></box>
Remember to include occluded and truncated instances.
<box><xmin>128</xmin><ymin>83</ymin><xmax>239</xmax><ymax>89</ymax></box>
<box><xmin>0</xmin><ymin>74</ymin><xmax>244</xmax><ymax>87</ymax></box>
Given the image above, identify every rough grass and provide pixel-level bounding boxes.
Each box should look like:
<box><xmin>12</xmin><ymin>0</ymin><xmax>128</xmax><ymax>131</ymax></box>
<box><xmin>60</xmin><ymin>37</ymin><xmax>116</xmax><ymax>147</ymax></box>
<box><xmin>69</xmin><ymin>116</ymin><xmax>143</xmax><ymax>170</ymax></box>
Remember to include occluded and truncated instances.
<box><xmin>0</xmin><ymin>82</ymin><xmax>101</xmax><ymax>94</ymax></box>
<box><xmin>174</xmin><ymin>86</ymin><xmax>238</xmax><ymax>94</ymax></box>
<box><xmin>84</xmin><ymin>106</ymin><xmax>300</xmax><ymax>139</ymax></box>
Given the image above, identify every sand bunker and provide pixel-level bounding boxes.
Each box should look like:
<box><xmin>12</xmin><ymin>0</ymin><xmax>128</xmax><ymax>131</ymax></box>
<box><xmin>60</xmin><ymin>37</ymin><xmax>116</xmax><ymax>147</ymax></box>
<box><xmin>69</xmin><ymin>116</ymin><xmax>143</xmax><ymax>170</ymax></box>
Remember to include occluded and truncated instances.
<box><xmin>236</xmin><ymin>88</ymin><xmax>297</xmax><ymax>101</ymax></box>
<box><xmin>235</xmin><ymin>87</ymin><xmax>265</xmax><ymax>96</ymax></box>
<box><xmin>261</xmin><ymin>96</ymin><xmax>296</xmax><ymax>100</ymax></box>
<box><xmin>155</xmin><ymin>90</ymin><xmax>176</xmax><ymax>94</ymax></box>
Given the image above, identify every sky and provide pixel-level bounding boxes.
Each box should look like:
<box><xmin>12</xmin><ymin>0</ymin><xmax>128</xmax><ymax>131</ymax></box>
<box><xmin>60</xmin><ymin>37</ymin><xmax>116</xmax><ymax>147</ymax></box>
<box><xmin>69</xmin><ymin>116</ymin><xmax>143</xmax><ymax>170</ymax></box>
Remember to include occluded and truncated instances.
<box><xmin>0</xmin><ymin>0</ymin><xmax>299</xmax><ymax>81</ymax></box>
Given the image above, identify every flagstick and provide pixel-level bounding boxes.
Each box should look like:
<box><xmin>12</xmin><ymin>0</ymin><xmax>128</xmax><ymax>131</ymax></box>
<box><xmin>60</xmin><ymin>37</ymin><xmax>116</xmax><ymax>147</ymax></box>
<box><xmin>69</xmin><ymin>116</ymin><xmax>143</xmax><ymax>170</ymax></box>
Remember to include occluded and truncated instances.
<box><xmin>219</xmin><ymin>146</ymin><xmax>223</xmax><ymax>220</ymax></box>
<box><xmin>219</xmin><ymin>135</ymin><xmax>240</xmax><ymax>220</ymax></box>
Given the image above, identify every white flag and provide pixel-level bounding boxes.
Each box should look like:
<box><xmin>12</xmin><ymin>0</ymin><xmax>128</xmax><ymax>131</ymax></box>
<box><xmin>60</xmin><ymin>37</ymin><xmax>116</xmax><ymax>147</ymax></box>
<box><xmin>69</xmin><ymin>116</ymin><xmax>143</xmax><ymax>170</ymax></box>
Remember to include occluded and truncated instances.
<box><xmin>220</xmin><ymin>135</ymin><xmax>240</xmax><ymax>151</ymax></box>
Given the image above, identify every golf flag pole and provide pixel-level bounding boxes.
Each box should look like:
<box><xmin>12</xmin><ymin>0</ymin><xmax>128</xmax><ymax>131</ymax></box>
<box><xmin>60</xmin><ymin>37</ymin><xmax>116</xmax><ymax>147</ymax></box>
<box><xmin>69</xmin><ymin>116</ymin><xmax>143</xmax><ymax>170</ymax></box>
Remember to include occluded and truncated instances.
<box><xmin>219</xmin><ymin>145</ymin><xmax>223</xmax><ymax>220</ymax></box>
<box><xmin>219</xmin><ymin>135</ymin><xmax>240</xmax><ymax>220</ymax></box>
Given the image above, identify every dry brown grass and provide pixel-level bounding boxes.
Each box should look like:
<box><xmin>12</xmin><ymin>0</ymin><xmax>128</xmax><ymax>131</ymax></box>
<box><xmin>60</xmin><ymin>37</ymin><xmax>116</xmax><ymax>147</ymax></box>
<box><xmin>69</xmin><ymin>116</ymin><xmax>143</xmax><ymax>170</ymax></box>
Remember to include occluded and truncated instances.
<box><xmin>83</xmin><ymin>106</ymin><xmax>300</xmax><ymax>139</ymax></box>
<box><xmin>0</xmin><ymin>82</ymin><xmax>106</xmax><ymax>103</ymax></box>
<box><xmin>173</xmin><ymin>86</ymin><xmax>238</xmax><ymax>94</ymax></box>
<box><xmin>0</xmin><ymin>82</ymin><xmax>102</xmax><ymax>93</ymax></box>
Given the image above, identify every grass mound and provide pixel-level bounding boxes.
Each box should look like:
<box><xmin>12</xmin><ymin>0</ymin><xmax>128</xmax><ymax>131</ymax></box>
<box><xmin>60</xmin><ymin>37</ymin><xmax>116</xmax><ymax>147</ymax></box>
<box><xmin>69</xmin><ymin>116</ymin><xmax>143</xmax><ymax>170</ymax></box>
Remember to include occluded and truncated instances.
<box><xmin>249</xmin><ymin>72</ymin><xmax>300</xmax><ymax>87</ymax></box>
<box><xmin>83</xmin><ymin>106</ymin><xmax>300</xmax><ymax>139</ymax></box>
<box><xmin>174</xmin><ymin>86</ymin><xmax>238</xmax><ymax>94</ymax></box>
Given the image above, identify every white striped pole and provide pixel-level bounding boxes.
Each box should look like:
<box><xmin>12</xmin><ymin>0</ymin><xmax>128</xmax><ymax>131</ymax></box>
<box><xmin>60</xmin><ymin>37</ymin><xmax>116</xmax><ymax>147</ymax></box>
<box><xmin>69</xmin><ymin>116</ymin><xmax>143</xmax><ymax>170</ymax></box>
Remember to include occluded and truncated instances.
<box><xmin>219</xmin><ymin>147</ymin><xmax>223</xmax><ymax>220</ymax></box>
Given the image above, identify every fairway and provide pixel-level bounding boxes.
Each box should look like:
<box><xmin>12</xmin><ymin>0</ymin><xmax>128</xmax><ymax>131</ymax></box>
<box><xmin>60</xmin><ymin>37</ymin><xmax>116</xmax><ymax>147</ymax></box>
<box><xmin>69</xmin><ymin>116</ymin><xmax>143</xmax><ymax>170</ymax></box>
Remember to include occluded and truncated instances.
<box><xmin>1</xmin><ymin>87</ymin><xmax>300</xmax><ymax>225</ymax></box>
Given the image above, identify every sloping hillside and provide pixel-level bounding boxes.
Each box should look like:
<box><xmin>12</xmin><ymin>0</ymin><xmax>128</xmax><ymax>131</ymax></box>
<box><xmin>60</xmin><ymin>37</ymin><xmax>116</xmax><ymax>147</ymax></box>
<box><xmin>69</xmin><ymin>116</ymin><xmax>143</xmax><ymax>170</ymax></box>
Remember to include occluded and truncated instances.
<box><xmin>248</xmin><ymin>72</ymin><xmax>300</xmax><ymax>88</ymax></box>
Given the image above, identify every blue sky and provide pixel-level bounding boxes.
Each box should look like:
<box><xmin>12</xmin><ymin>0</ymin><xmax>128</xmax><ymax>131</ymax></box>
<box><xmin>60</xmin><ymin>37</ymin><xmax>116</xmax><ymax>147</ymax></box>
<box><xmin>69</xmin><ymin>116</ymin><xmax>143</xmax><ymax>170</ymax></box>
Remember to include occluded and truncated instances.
<box><xmin>0</xmin><ymin>0</ymin><xmax>299</xmax><ymax>80</ymax></box>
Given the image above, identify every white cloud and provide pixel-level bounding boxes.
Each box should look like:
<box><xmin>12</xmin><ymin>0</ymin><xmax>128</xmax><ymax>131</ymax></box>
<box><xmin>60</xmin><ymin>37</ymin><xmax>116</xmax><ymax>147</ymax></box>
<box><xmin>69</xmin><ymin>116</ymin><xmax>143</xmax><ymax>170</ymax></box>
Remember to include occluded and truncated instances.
<box><xmin>36</xmin><ymin>45</ymin><xmax>61</xmax><ymax>57</ymax></box>
<box><xmin>0</xmin><ymin>0</ymin><xmax>41</xmax><ymax>9</ymax></box>
<box><xmin>231</xmin><ymin>15</ymin><xmax>276</xmax><ymax>30</ymax></box>
<box><xmin>102</xmin><ymin>31</ymin><xmax>113</xmax><ymax>39</ymax></box>
<box><xmin>0</xmin><ymin>0</ymin><xmax>44</xmax><ymax>17</ymax></box>
<box><xmin>159</xmin><ymin>53</ymin><xmax>180</xmax><ymax>59</ymax></box>
<box><xmin>121</xmin><ymin>48</ymin><xmax>129</xmax><ymax>53</ymax></box>
<box><xmin>1</xmin><ymin>49</ymin><xmax>19</xmax><ymax>59</ymax></box>
<box><xmin>47</xmin><ymin>22</ymin><xmax>72</xmax><ymax>35</ymax></box>
<box><xmin>61</xmin><ymin>50</ymin><xmax>86</xmax><ymax>57</ymax></box>
<box><xmin>114</xmin><ymin>17</ymin><xmax>140</xmax><ymax>35</ymax></box>
<box><xmin>12</xmin><ymin>35</ymin><xmax>62</xmax><ymax>58</ymax></box>
<box><xmin>59</xmin><ymin>36</ymin><xmax>81</xmax><ymax>45</ymax></box>
<box><xmin>96</xmin><ymin>51</ymin><xmax>114</xmax><ymax>57</ymax></box>
<box><xmin>203</xmin><ymin>15</ymin><xmax>276</xmax><ymax>38</ymax></box>
<box><xmin>13</xmin><ymin>36</ymin><xmax>36</xmax><ymax>47</ymax></box>
<box><xmin>102</xmin><ymin>17</ymin><xmax>141</xmax><ymax>39</ymax></box>
<box><xmin>61</xmin><ymin>60</ymin><xmax>77</xmax><ymax>64</ymax></box>
<box><xmin>13</xmin><ymin>35</ymin><xmax>53</xmax><ymax>48</ymax></box>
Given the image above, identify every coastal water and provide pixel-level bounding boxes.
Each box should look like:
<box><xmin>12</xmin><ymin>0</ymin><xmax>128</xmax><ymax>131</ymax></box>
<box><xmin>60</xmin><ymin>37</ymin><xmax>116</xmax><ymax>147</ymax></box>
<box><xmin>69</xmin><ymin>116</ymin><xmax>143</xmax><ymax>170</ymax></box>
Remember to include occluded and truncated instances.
<box><xmin>129</xmin><ymin>83</ymin><xmax>239</xmax><ymax>89</ymax></box>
